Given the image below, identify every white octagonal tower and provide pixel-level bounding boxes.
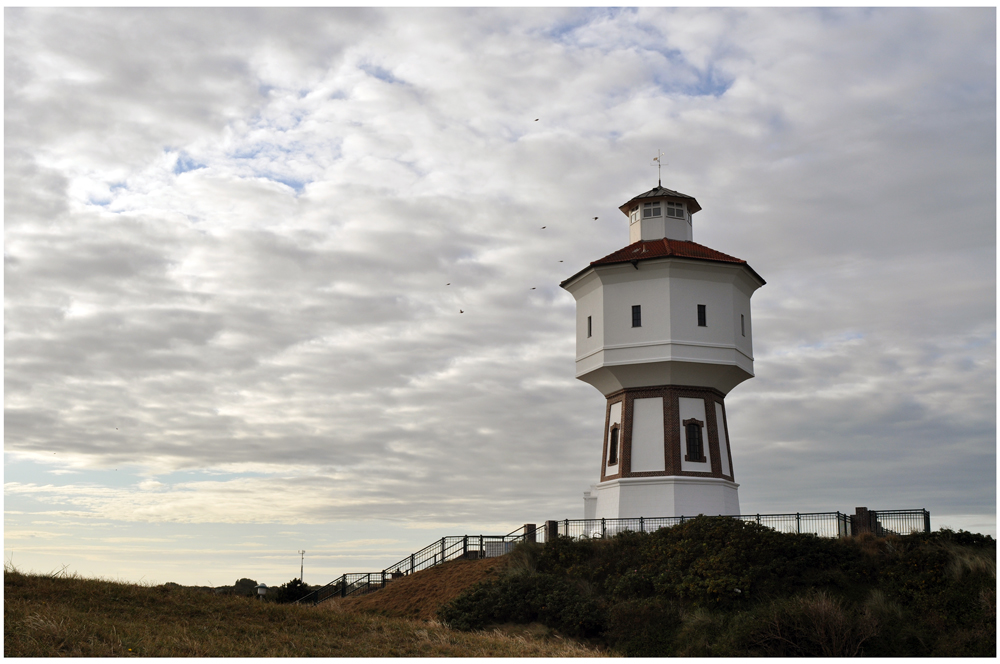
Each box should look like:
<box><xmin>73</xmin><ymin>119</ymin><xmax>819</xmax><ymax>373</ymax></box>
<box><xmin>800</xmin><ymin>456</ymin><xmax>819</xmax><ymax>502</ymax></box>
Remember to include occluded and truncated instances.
<box><xmin>561</xmin><ymin>185</ymin><xmax>765</xmax><ymax>519</ymax></box>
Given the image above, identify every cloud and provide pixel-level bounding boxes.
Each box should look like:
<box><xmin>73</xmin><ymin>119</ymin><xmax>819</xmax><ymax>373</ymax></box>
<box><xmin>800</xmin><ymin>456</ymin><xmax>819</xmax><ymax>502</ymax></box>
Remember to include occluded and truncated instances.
<box><xmin>4</xmin><ymin>7</ymin><xmax>994</xmax><ymax>578</ymax></box>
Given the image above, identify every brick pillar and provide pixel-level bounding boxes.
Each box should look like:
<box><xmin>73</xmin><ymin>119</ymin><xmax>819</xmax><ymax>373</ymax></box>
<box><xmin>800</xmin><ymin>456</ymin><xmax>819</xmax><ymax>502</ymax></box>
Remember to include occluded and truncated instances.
<box><xmin>545</xmin><ymin>520</ymin><xmax>559</xmax><ymax>542</ymax></box>
<box><xmin>523</xmin><ymin>524</ymin><xmax>536</xmax><ymax>543</ymax></box>
<box><xmin>853</xmin><ymin>507</ymin><xmax>873</xmax><ymax>536</ymax></box>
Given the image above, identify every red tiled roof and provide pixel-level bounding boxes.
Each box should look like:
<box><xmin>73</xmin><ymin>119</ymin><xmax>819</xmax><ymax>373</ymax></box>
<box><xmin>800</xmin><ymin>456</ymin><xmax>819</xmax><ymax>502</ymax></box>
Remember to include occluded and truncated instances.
<box><xmin>560</xmin><ymin>239</ymin><xmax>765</xmax><ymax>288</ymax></box>
<box><xmin>593</xmin><ymin>238</ymin><xmax>744</xmax><ymax>266</ymax></box>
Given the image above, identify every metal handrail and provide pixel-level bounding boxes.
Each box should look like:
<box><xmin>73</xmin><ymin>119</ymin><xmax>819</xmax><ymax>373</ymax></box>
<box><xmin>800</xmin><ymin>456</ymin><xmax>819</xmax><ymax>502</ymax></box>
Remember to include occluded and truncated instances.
<box><xmin>295</xmin><ymin>509</ymin><xmax>929</xmax><ymax>605</ymax></box>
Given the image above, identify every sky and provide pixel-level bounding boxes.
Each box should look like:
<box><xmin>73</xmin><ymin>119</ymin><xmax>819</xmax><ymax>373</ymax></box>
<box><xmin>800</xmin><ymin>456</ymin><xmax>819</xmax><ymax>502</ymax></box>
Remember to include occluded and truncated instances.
<box><xmin>4</xmin><ymin>7</ymin><xmax>996</xmax><ymax>587</ymax></box>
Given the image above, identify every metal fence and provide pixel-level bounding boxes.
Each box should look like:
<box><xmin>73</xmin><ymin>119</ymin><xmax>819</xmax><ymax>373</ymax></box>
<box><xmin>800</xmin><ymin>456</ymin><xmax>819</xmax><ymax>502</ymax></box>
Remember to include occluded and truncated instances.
<box><xmin>866</xmin><ymin>509</ymin><xmax>931</xmax><ymax>536</ymax></box>
<box><xmin>296</xmin><ymin>529</ymin><xmax>533</xmax><ymax>606</ymax></box>
<box><xmin>296</xmin><ymin>509</ymin><xmax>929</xmax><ymax>606</ymax></box>
<box><xmin>553</xmin><ymin>510</ymin><xmax>930</xmax><ymax>541</ymax></box>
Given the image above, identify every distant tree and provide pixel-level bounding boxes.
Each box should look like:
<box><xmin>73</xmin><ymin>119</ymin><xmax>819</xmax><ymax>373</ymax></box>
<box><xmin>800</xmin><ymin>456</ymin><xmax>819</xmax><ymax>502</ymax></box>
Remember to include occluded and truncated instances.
<box><xmin>233</xmin><ymin>578</ymin><xmax>259</xmax><ymax>597</ymax></box>
<box><xmin>270</xmin><ymin>578</ymin><xmax>312</xmax><ymax>604</ymax></box>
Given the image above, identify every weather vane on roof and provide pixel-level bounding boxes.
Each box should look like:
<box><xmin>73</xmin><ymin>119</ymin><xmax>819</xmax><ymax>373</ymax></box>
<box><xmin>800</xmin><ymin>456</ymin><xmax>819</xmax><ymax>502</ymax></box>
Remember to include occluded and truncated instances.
<box><xmin>652</xmin><ymin>149</ymin><xmax>667</xmax><ymax>187</ymax></box>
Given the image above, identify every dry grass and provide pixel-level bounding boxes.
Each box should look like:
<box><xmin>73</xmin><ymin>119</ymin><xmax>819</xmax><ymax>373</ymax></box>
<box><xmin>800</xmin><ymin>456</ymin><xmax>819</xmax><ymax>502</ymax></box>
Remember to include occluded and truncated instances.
<box><xmin>327</xmin><ymin>556</ymin><xmax>506</xmax><ymax>622</ymax></box>
<box><xmin>748</xmin><ymin>591</ymin><xmax>880</xmax><ymax>657</ymax></box>
<box><xmin>944</xmin><ymin>542</ymin><xmax>997</xmax><ymax>581</ymax></box>
<box><xmin>4</xmin><ymin>565</ymin><xmax>600</xmax><ymax>657</ymax></box>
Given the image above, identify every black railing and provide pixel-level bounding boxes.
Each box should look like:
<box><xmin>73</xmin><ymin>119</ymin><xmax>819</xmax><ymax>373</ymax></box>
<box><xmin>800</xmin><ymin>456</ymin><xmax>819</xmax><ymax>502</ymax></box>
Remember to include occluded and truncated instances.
<box><xmin>295</xmin><ymin>530</ymin><xmax>535</xmax><ymax>606</ymax></box>
<box><xmin>557</xmin><ymin>512</ymin><xmax>853</xmax><ymax>540</ymax></box>
<box><xmin>865</xmin><ymin>509</ymin><xmax>931</xmax><ymax>536</ymax></box>
<box><xmin>295</xmin><ymin>509</ymin><xmax>929</xmax><ymax>606</ymax></box>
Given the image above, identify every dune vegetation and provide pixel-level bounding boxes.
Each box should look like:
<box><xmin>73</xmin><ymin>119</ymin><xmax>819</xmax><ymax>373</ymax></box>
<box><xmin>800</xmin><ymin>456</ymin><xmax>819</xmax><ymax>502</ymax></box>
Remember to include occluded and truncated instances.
<box><xmin>438</xmin><ymin>517</ymin><xmax>996</xmax><ymax>657</ymax></box>
<box><xmin>6</xmin><ymin>516</ymin><xmax>995</xmax><ymax>657</ymax></box>
<box><xmin>3</xmin><ymin>563</ymin><xmax>596</xmax><ymax>657</ymax></box>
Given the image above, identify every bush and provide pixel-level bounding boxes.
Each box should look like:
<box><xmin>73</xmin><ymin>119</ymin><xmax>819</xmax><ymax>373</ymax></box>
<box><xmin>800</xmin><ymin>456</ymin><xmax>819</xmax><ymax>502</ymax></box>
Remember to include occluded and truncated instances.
<box><xmin>437</xmin><ymin>573</ymin><xmax>605</xmax><ymax>637</ymax></box>
<box><xmin>604</xmin><ymin>597</ymin><xmax>683</xmax><ymax>656</ymax></box>
<box><xmin>269</xmin><ymin>578</ymin><xmax>312</xmax><ymax>604</ymax></box>
<box><xmin>438</xmin><ymin>517</ymin><xmax>995</xmax><ymax>656</ymax></box>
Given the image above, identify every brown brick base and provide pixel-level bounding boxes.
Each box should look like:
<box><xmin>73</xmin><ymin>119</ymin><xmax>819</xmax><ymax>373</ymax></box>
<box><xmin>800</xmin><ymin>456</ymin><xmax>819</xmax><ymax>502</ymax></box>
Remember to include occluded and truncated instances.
<box><xmin>599</xmin><ymin>385</ymin><xmax>735</xmax><ymax>482</ymax></box>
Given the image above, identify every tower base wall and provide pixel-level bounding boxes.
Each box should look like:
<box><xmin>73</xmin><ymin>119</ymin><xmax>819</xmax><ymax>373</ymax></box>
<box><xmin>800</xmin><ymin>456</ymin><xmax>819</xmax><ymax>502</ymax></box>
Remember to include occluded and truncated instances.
<box><xmin>584</xmin><ymin>476</ymin><xmax>740</xmax><ymax>519</ymax></box>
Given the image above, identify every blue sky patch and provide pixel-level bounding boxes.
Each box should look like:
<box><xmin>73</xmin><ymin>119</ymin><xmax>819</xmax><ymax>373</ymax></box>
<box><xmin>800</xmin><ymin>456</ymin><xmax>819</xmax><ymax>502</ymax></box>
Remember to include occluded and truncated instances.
<box><xmin>358</xmin><ymin>62</ymin><xmax>405</xmax><ymax>85</ymax></box>
<box><xmin>174</xmin><ymin>152</ymin><xmax>206</xmax><ymax>175</ymax></box>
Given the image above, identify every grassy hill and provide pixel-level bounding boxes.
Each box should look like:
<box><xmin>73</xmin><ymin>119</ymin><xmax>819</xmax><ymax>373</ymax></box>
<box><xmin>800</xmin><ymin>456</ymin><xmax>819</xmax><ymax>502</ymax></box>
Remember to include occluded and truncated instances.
<box><xmin>3</xmin><ymin>562</ymin><xmax>595</xmax><ymax>657</ymax></box>
<box><xmin>6</xmin><ymin>517</ymin><xmax>995</xmax><ymax>657</ymax></box>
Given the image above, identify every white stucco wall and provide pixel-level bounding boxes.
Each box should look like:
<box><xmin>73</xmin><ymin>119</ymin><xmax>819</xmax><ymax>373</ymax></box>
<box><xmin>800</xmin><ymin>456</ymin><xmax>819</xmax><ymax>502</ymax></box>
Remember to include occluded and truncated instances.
<box><xmin>565</xmin><ymin>257</ymin><xmax>762</xmax><ymax>396</ymax></box>
<box><xmin>679</xmin><ymin>396</ymin><xmax>712</xmax><ymax>472</ymax></box>
<box><xmin>606</xmin><ymin>401</ymin><xmax>622</xmax><ymax>472</ymax></box>
<box><xmin>715</xmin><ymin>401</ymin><xmax>731</xmax><ymax>477</ymax></box>
<box><xmin>630</xmin><ymin>397</ymin><xmax>665</xmax><ymax>472</ymax></box>
<box><xmin>588</xmin><ymin>476</ymin><xmax>740</xmax><ymax>518</ymax></box>
<box><xmin>573</xmin><ymin>271</ymin><xmax>603</xmax><ymax>360</ymax></box>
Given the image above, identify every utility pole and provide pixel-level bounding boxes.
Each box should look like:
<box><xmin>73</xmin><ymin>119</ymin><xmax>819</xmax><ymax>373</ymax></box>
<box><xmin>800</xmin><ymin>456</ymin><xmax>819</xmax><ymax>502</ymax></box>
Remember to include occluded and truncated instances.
<box><xmin>298</xmin><ymin>550</ymin><xmax>306</xmax><ymax>582</ymax></box>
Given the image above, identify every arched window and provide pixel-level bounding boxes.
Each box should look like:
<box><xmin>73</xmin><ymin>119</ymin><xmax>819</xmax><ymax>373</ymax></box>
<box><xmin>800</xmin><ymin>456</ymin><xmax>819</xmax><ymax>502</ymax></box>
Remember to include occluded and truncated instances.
<box><xmin>608</xmin><ymin>425</ymin><xmax>620</xmax><ymax>465</ymax></box>
<box><xmin>683</xmin><ymin>419</ymin><xmax>705</xmax><ymax>462</ymax></box>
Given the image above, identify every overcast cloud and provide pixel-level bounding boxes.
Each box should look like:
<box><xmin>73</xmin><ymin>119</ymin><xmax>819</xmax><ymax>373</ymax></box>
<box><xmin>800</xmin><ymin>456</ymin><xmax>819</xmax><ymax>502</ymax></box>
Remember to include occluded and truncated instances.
<box><xmin>5</xmin><ymin>8</ymin><xmax>995</xmax><ymax>585</ymax></box>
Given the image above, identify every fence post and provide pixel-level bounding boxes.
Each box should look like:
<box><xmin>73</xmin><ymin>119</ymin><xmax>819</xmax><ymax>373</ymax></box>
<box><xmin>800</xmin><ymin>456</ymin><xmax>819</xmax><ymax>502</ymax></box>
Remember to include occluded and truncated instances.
<box><xmin>410</xmin><ymin>553</ymin><xmax>415</xmax><ymax>574</ymax></box>
<box><xmin>756</xmin><ymin>513</ymin><xmax>760</xmax><ymax>525</ymax></box>
<box><xmin>601</xmin><ymin>517</ymin><xmax>606</xmax><ymax>538</ymax></box>
<box><xmin>564</xmin><ymin>519</ymin><xmax>569</xmax><ymax>537</ymax></box>
<box><xmin>341</xmin><ymin>575</ymin><xmax>346</xmax><ymax>598</ymax></box>
<box><xmin>640</xmin><ymin>516</ymin><xmax>644</xmax><ymax>533</ymax></box>
<box><xmin>463</xmin><ymin>535</ymin><xmax>468</xmax><ymax>558</ymax></box>
<box><xmin>853</xmin><ymin>507</ymin><xmax>871</xmax><ymax>536</ymax></box>
<box><xmin>796</xmin><ymin>512</ymin><xmax>801</xmax><ymax>534</ymax></box>
<box><xmin>545</xmin><ymin>520</ymin><xmax>558</xmax><ymax>542</ymax></box>
<box><xmin>441</xmin><ymin>537</ymin><xmax>445</xmax><ymax>564</ymax></box>
<box><xmin>479</xmin><ymin>534</ymin><xmax>484</xmax><ymax>558</ymax></box>
<box><xmin>923</xmin><ymin>509</ymin><xmax>931</xmax><ymax>533</ymax></box>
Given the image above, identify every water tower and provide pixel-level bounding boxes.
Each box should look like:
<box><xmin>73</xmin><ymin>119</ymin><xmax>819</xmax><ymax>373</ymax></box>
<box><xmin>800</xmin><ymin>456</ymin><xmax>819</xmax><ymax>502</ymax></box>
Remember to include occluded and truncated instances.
<box><xmin>560</xmin><ymin>184</ymin><xmax>764</xmax><ymax>518</ymax></box>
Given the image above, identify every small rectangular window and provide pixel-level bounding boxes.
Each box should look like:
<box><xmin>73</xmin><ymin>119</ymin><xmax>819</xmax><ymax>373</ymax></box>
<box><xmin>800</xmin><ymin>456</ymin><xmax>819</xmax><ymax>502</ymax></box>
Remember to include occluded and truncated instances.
<box><xmin>666</xmin><ymin>201</ymin><xmax>685</xmax><ymax>219</ymax></box>
<box><xmin>587</xmin><ymin>315</ymin><xmax>592</xmax><ymax>338</ymax></box>
<box><xmin>642</xmin><ymin>201</ymin><xmax>661</xmax><ymax>218</ymax></box>
<box><xmin>632</xmin><ymin>305</ymin><xmax>641</xmax><ymax>328</ymax></box>
<box><xmin>697</xmin><ymin>304</ymin><xmax>706</xmax><ymax>327</ymax></box>
<box><xmin>741</xmin><ymin>314</ymin><xmax>745</xmax><ymax>336</ymax></box>
<box><xmin>684</xmin><ymin>421</ymin><xmax>704</xmax><ymax>462</ymax></box>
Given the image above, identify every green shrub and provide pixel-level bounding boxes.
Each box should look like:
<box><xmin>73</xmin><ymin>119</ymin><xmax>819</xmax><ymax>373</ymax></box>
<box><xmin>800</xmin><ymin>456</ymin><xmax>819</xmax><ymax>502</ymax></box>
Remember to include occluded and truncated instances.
<box><xmin>726</xmin><ymin>591</ymin><xmax>879</xmax><ymax>657</ymax></box>
<box><xmin>604</xmin><ymin>597</ymin><xmax>683</xmax><ymax>656</ymax></box>
<box><xmin>437</xmin><ymin>573</ymin><xmax>605</xmax><ymax>637</ymax></box>
<box><xmin>269</xmin><ymin>578</ymin><xmax>312</xmax><ymax>604</ymax></box>
<box><xmin>439</xmin><ymin>517</ymin><xmax>995</xmax><ymax>657</ymax></box>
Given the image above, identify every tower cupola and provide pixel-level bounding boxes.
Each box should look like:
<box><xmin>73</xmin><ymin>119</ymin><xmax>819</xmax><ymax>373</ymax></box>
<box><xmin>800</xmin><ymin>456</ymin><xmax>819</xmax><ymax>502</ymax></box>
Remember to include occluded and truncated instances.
<box><xmin>620</xmin><ymin>185</ymin><xmax>702</xmax><ymax>244</ymax></box>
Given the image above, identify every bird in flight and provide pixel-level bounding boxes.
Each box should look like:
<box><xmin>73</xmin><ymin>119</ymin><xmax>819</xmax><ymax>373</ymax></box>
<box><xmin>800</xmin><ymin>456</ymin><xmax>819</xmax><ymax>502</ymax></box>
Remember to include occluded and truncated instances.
<box><xmin>446</xmin><ymin>283</ymin><xmax>450</xmax><ymax>285</ymax></box>
<box><xmin>460</xmin><ymin>309</ymin><xmax>464</xmax><ymax>313</ymax></box>
<box><xmin>541</xmin><ymin>226</ymin><xmax>546</xmax><ymax>229</ymax></box>
<box><xmin>534</xmin><ymin>119</ymin><xmax>539</xmax><ymax>121</ymax></box>
<box><xmin>531</xmin><ymin>287</ymin><xmax>536</xmax><ymax>290</ymax></box>
<box><xmin>593</xmin><ymin>216</ymin><xmax>598</xmax><ymax>220</ymax></box>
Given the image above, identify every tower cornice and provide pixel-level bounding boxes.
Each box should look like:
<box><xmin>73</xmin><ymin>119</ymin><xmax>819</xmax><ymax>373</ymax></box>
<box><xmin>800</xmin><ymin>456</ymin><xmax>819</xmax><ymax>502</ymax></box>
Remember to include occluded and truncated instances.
<box><xmin>560</xmin><ymin>239</ymin><xmax>766</xmax><ymax>291</ymax></box>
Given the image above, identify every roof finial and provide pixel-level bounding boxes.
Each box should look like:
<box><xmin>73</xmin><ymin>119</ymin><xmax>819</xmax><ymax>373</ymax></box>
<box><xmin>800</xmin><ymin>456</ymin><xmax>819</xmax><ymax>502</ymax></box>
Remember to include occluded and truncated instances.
<box><xmin>652</xmin><ymin>149</ymin><xmax>666</xmax><ymax>187</ymax></box>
